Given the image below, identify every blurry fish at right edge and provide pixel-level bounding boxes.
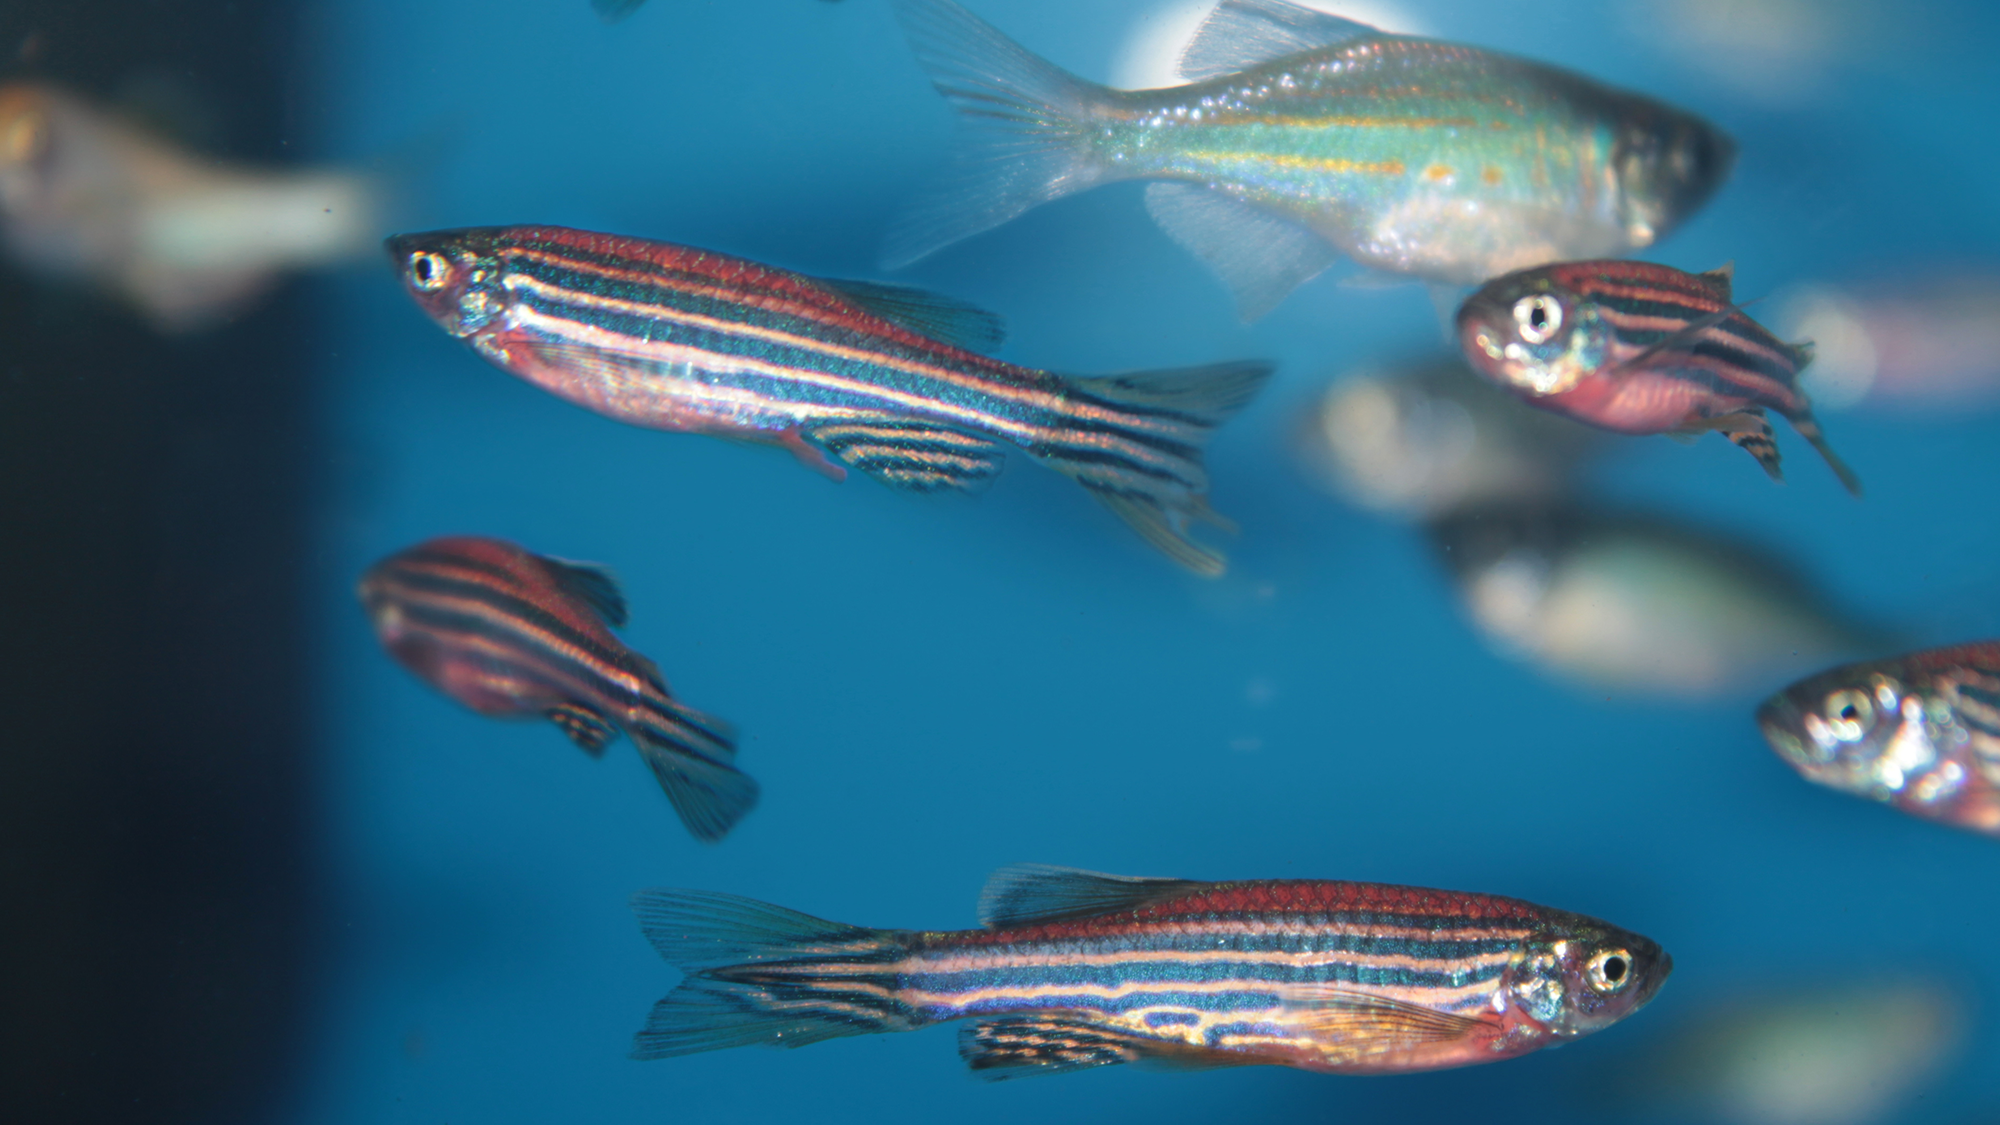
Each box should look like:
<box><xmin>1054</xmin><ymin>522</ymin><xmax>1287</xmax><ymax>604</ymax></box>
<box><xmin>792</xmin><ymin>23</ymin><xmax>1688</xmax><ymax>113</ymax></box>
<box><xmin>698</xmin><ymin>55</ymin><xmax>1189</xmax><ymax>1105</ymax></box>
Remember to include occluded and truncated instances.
<box><xmin>629</xmin><ymin>864</ymin><xmax>1668</xmax><ymax>1077</ymax></box>
<box><xmin>359</xmin><ymin>536</ymin><xmax>756</xmax><ymax>842</ymax></box>
<box><xmin>0</xmin><ymin>82</ymin><xmax>378</xmax><ymax>331</ymax></box>
<box><xmin>591</xmin><ymin>0</ymin><xmax>842</xmax><ymax>21</ymax></box>
<box><xmin>1758</xmin><ymin>642</ymin><xmax>2000</xmax><ymax>836</ymax></box>
<box><xmin>1457</xmin><ymin>260</ymin><xmax>1863</xmax><ymax>495</ymax></box>
<box><xmin>883</xmin><ymin>0</ymin><xmax>1732</xmax><ymax>319</ymax></box>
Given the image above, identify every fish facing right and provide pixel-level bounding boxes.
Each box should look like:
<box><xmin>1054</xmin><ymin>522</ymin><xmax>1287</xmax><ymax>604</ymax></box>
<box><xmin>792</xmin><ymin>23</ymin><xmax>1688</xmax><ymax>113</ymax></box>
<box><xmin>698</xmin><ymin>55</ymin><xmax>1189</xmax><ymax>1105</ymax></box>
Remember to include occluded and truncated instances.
<box><xmin>630</xmin><ymin>864</ymin><xmax>1669</xmax><ymax>1078</ymax></box>
<box><xmin>885</xmin><ymin>0</ymin><xmax>1734</xmax><ymax>319</ymax></box>
<box><xmin>1758</xmin><ymin>643</ymin><xmax>2000</xmax><ymax>836</ymax></box>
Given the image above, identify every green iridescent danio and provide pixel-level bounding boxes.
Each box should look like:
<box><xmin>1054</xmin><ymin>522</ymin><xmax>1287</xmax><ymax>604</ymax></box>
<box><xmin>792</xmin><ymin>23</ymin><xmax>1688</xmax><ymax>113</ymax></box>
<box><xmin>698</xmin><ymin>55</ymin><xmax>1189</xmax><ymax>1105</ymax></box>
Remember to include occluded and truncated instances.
<box><xmin>885</xmin><ymin>0</ymin><xmax>1734</xmax><ymax>319</ymax></box>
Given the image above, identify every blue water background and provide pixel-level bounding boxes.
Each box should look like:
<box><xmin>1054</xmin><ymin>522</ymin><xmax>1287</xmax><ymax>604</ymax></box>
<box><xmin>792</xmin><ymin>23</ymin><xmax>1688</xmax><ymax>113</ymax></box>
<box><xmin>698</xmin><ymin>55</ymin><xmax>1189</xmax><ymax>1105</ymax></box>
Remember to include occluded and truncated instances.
<box><xmin>298</xmin><ymin>1</ymin><xmax>2000</xmax><ymax>1121</ymax></box>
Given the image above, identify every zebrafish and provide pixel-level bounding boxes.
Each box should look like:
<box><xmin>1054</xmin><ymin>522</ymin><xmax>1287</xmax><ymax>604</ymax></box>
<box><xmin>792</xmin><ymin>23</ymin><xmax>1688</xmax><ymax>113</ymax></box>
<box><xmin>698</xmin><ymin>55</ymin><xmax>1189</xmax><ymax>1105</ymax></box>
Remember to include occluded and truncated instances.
<box><xmin>1757</xmin><ymin>642</ymin><xmax>2000</xmax><ymax>836</ymax></box>
<box><xmin>388</xmin><ymin>225</ymin><xmax>1272</xmax><ymax>576</ymax></box>
<box><xmin>1456</xmin><ymin>260</ymin><xmax>1863</xmax><ymax>495</ymax></box>
<box><xmin>628</xmin><ymin>864</ymin><xmax>1669</xmax><ymax>1077</ymax></box>
<box><xmin>1430</xmin><ymin>502</ymin><xmax>1874</xmax><ymax>699</ymax></box>
<box><xmin>358</xmin><ymin>536</ymin><xmax>755</xmax><ymax>842</ymax></box>
<box><xmin>0</xmin><ymin>82</ymin><xmax>377</xmax><ymax>331</ymax></box>
<box><xmin>1293</xmin><ymin>358</ymin><xmax>1601</xmax><ymax>519</ymax></box>
<box><xmin>883</xmin><ymin>0</ymin><xmax>1732</xmax><ymax>319</ymax></box>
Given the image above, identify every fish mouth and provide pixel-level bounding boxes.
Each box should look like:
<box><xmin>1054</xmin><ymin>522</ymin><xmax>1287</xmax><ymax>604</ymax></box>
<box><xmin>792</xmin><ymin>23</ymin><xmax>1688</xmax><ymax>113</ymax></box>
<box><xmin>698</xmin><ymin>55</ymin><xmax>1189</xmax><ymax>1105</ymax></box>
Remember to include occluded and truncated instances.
<box><xmin>1755</xmin><ymin>694</ymin><xmax>1812</xmax><ymax>765</ymax></box>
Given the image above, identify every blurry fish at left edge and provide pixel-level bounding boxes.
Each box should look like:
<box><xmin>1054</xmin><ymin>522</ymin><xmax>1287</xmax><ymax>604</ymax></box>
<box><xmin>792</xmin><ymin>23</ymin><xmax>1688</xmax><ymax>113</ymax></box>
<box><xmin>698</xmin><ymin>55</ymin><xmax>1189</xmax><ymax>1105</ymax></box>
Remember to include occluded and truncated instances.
<box><xmin>1457</xmin><ymin>259</ymin><xmax>1862</xmax><ymax>495</ymax></box>
<box><xmin>1758</xmin><ymin>642</ymin><xmax>2000</xmax><ymax>836</ymax></box>
<box><xmin>358</xmin><ymin>536</ymin><xmax>757</xmax><ymax>842</ymax></box>
<box><xmin>628</xmin><ymin>864</ymin><xmax>1670</xmax><ymax>1078</ymax></box>
<box><xmin>592</xmin><ymin>0</ymin><xmax>842</xmax><ymax>24</ymax></box>
<box><xmin>387</xmin><ymin>225</ymin><xmax>1273</xmax><ymax>576</ymax></box>
<box><xmin>0</xmin><ymin>82</ymin><xmax>378</xmax><ymax>331</ymax></box>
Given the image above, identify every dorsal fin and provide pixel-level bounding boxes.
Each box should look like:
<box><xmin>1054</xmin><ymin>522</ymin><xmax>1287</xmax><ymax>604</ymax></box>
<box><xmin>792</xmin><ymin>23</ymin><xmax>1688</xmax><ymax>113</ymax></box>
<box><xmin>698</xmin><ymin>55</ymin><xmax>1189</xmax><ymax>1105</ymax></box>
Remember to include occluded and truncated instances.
<box><xmin>1179</xmin><ymin>0</ymin><xmax>1382</xmax><ymax>83</ymax></box>
<box><xmin>1788</xmin><ymin>337</ymin><xmax>1816</xmax><ymax>369</ymax></box>
<box><xmin>1696</xmin><ymin>261</ymin><xmax>1735</xmax><ymax>301</ymax></box>
<box><xmin>819</xmin><ymin>278</ymin><xmax>1007</xmax><ymax>355</ymax></box>
<box><xmin>977</xmin><ymin>865</ymin><xmax>1204</xmax><ymax>929</ymax></box>
<box><xmin>541</xmin><ymin>556</ymin><xmax>628</xmax><ymax>627</ymax></box>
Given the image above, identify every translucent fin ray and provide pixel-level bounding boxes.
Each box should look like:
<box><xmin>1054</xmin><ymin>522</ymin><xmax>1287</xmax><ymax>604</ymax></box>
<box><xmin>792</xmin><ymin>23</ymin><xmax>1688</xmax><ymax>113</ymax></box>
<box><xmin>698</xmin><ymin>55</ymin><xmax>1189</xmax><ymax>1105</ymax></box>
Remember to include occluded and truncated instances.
<box><xmin>977</xmin><ymin>864</ymin><xmax>1204</xmax><ymax>929</ymax></box>
<box><xmin>1144</xmin><ymin>183</ymin><xmax>1340</xmax><ymax>320</ymax></box>
<box><xmin>818</xmin><ymin>278</ymin><xmax>1007</xmax><ymax>354</ymax></box>
<box><xmin>1178</xmin><ymin>0</ymin><xmax>1381</xmax><ymax>83</ymax></box>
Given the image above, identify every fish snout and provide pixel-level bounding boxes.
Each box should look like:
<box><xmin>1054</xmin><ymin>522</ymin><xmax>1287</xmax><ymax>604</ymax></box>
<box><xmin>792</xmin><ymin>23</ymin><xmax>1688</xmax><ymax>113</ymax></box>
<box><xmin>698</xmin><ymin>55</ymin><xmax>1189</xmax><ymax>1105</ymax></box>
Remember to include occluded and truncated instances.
<box><xmin>385</xmin><ymin>231</ymin><xmax>497</xmax><ymax>335</ymax></box>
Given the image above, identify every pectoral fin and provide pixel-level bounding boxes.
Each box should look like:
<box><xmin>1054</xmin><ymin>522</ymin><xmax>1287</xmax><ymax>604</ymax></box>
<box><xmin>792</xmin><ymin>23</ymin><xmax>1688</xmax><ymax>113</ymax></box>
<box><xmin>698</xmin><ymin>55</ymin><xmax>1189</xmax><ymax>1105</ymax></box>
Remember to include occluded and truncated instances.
<box><xmin>1285</xmin><ymin>986</ymin><xmax>1489</xmax><ymax>1064</ymax></box>
<box><xmin>548</xmin><ymin>703</ymin><xmax>619</xmax><ymax>756</ymax></box>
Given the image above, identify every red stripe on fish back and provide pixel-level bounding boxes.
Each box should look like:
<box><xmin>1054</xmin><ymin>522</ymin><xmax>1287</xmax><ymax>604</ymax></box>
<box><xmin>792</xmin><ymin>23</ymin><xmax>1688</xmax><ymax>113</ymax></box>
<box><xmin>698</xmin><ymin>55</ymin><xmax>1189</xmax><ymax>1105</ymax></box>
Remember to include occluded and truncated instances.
<box><xmin>497</xmin><ymin>226</ymin><xmax>997</xmax><ymax>366</ymax></box>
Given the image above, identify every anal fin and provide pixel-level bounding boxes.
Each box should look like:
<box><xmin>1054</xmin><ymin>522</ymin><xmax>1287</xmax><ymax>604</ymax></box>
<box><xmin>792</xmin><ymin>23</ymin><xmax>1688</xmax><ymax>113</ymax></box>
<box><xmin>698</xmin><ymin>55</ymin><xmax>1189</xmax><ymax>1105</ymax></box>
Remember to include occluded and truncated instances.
<box><xmin>548</xmin><ymin>703</ymin><xmax>619</xmax><ymax>756</ymax></box>
<box><xmin>1286</xmin><ymin>986</ymin><xmax>1489</xmax><ymax>1064</ymax></box>
<box><xmin>960</xmin><ymin>1016</ymin><xmax>1221</xmax><ymax>1081</ymax></box>
<box><xmin>803</xmin><ymin>418</ymin><xmax>1007</xmax><ymax>494</ymax></box>
<box><xmin>1715</xmin><ymin>409</ymin><xmax>1785</xmax><ymax>483</ymax></box>
<box><xmin>1144</xmin><ymin>183</ymin><xmax>1339</xmax><ymax>321</ymax></box>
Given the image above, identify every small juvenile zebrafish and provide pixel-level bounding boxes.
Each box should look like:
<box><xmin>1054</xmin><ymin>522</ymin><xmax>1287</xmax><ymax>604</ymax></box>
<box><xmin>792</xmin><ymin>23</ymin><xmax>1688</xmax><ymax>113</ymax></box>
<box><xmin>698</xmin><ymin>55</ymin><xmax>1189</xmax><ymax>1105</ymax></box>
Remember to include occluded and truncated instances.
<box><xmin>1757</xmin><ymin>642</ymin><xmax>2000</xmax><ymax>836</ymax></box>
<box><xmin>1456</xmin><ymin>260</ymin><xmax>1863</xmax><ymax>495</ymax></box>
<box><xmin>358</xmin><ymin>536</ymin><xmax>755</xmax><ymax>842</ymax></box>
<box><xmin>388</xmin><ymin>226</ymin><xmax>1272</xmax><ymax>576</ymax></box>
<box><xmin>884</xmin><ymin>0</ymin><xmax>1732</xmax><ymax>319</ymax></box>
<box><xmin>0</xmin><ymin>82</ymin><xmax>377</xmax><ymax>331</ymax></box>
<box><xmin>629</xmin><ymin>864</ymin><xmax>1669</xmax><ymax>1077</ymax></box>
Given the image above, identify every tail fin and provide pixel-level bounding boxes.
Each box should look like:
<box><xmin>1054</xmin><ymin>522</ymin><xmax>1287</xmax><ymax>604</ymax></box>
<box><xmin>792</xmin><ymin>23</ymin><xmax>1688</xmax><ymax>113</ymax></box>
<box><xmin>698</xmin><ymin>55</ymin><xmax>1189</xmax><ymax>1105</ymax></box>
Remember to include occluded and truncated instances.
<box><xmin>629</xmin><ymin>889</ymin><xmax>916</xmax><ymax>1059</ymax></box>
<box><xmin>882</xmin><ymin>0</ymin><xmax>1116</xmax><ymax>269</ymax></box>
<box><xmin>631</xmin><ymin>700</ymin><xmax>758</xmax><ymax>843</ymax></box>
<box><xmin>1036</xmin><ymin>362</ymin><xmax>1274</xmax><ymax>577</ymax></box>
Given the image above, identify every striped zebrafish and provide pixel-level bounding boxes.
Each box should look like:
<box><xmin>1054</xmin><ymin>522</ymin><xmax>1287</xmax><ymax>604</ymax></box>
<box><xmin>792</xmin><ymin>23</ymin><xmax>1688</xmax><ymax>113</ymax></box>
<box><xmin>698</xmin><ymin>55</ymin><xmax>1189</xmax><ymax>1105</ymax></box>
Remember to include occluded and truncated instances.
<box><xmin>1758</xmin><ymin>642</ymin><xmax>2000</xmax><ymax>836</ymax></box>
<box><xmin>629</xmin><ymin>864</ymin><xmax>1669</xmax><ymax>1077</ymax></box>
<box><xmin>1456</xmin><ymin>259</ymin><xmax>1863</xmax><ymax>495</ymax></box>
<box><xmin>882</xmin><ymin>0</ymin><xmax>1731</xmax><ymax>319</ymax></box>
<box><xmin>388</xmin><ymin>226</ymin><xmax>1271</xmax><ymax>577</ymax></box>
<box><xmin>358</xmin><ymin>536</ymin><xmax>755</xmax><ymax>842</ymax></box>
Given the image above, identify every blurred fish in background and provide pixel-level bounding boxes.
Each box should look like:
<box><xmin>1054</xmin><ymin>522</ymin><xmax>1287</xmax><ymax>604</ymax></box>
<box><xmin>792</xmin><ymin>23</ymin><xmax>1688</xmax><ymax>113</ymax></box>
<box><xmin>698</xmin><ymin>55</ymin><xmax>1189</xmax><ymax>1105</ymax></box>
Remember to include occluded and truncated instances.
<box><xmin>1775</xmin><ymin>272</ymin><xmax>2000</xmax><ymax>412</ymax></box>
<box><xmin>1597</xmin><ymin>979</ymin><xmax>1965</xmax><ymax>1125</ymax></box>
<box><xmin>884</xmin><ymin>0</ymin><xmax>1734</xmax><ymax>319</ymax></box>
<box><xmin>358</xmin><ymin>536</ymin><xmax>756</xmax><ymax>842</ymax></box>
<box><xmin>1623</xmin><ymin>0</ymin><xmax>1905</xmax><ymax>107</ymax></box>
<box><xmin>1429</xmin><ymin>503</ymin><xmax>1875</xmax><ymax>698</ymax></box>
<box><xmin>0</xmin><ymin>81</ymin><xmax>378</xmax><ymax>331</ymax></box>
<box><xmin>1292</xmin><ymin>358</ymin><xmax>1602</xmax><ymax>519</ymax></box>
<box><xmin>1758</xmin><ymin>641</ymin><xmax>2000</xmax><ymax>836</ymax></box>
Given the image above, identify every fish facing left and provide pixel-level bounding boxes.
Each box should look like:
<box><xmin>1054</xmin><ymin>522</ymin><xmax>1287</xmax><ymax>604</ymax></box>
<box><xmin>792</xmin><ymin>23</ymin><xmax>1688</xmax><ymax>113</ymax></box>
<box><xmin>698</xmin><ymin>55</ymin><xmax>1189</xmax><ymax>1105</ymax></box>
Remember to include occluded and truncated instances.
<box><xmin>629</xmin><ymin>864</ymin><xmax>1670</xmax><ymax>1078</ymax></box>
<box><xmin>358</xmin><ymin>536</ymin><xmax>756</xmax><ymax>842</ymax></box>
<box><xmin>1758</xmin><ymin>642</ymin><xmax>2000</xmax><ymax>836</ymax></box>
<box><xmin>1457</xmin><ymin>259</ymin><xmax>1862</xmax><ymax>495</ymax></box>
<box><xmin>884</xmin><ymin>0</ymin><xmax>1732</xmax><ymax>319</ymax></box>
<box><xmin>0</xmin><ymin>82</ymin><xmax>378</xmax><ymax>331</ymax></box>
<box><xmin>387</xmin><ymin>225</ymin><xmax>1273</xmax><ymax>577</ymax></box>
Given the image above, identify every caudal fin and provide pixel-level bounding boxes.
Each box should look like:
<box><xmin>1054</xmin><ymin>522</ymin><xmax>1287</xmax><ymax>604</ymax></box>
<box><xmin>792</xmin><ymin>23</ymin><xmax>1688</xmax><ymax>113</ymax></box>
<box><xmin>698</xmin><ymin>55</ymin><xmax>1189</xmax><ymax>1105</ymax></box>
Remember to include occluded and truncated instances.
<box><xmin>629</xmin><ymin>889</ymin><xmax>916</xmax><ymax>1059</ymax></box>
<box><xmin>1035</xmin><ymin>361</ymin><xmax>1274</xmax><ymax>577</ymax></box>
<box><xmin>882</xmin><ymin>0</ymin><xmax>1115</xmax><ymax>269</ymax></box>
<box><xmin>631</xmin><ymin>700</ymin><xmax>758</xmax><ymax>843</ymax></box>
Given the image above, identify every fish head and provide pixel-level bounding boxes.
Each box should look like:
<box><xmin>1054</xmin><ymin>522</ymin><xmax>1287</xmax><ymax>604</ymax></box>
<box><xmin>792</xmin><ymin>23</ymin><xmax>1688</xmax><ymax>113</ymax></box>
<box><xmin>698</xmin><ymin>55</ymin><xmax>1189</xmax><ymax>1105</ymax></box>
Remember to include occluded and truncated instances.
<box><xmin>1758</xmin><ymin>668</ymin><xmax>1949</xmax><ymax>806</ymax></box>
<box><xmin>1456</xmin><ymin>269</ymin><xmax>1610</xmax><ymax>397</ymax></box>
<box><xmin>1503</xmin><ymin>917</ymin><xmax>1671</xmax><ymax>1039</ymax></box>
<box><xmin>1612</xmin><ymin>108</ymin><xmax>1735</xmax><ymax>249</ymax></box>
<box><xmin>386</xmin><ymin>228</ymin><xmax>509</xmax><ymax>336</ymax></box>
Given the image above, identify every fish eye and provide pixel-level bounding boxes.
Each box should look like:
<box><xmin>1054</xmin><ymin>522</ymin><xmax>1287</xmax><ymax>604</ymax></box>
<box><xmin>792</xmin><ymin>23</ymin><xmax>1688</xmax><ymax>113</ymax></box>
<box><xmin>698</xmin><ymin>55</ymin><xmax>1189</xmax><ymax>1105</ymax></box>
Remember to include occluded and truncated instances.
<box><xmin>408</xmin><ymin>251</ymin><xmax>453</xmax><ymax>292</ymax></box>
<box><xmin>1822</xmin><ymin>689</ymin><xmax>1874</xmax><ymax>740</ymax></box>
<box><xmin>1586</xmin><ymin>948</ymin><xmax>1632</xmax><ymax>992</ymax></box>
<box><xmin>1512</xmin><ymin>295</ymin><xmax>1563</xmax><ymax>344</ymax></box>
